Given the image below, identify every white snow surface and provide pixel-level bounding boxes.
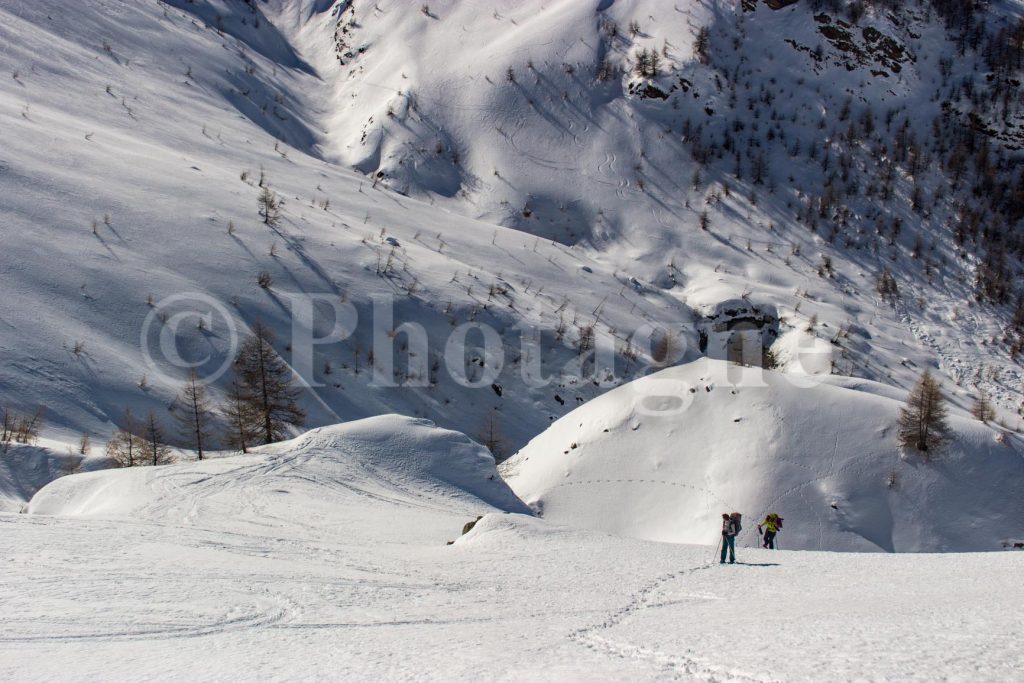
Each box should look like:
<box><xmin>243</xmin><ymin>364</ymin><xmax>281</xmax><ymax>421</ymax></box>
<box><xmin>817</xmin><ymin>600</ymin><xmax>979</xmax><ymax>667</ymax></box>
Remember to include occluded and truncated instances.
<box><xmin>1</xmin><ymin>0</ymin><xmax>1022</xmax><ymax>467</ymax></box>
<box><xmin>4</xmin><ymin>414</ymin><xmax>1024</xmax><ymax>682</ymax></box>
<box><xmin>28</xmin><ymin>414</ymin><xmax>530</xmax><ymax>520</ymax></box>
<box><xmin>2</xmin><ymin>1</ymin><xmax>1024</xmax><ymax>676</ymax></box>
<box><xmin>503</xmin><ymin>359</ymin><xmax>1024</xmax><ymax>552</ymax></box>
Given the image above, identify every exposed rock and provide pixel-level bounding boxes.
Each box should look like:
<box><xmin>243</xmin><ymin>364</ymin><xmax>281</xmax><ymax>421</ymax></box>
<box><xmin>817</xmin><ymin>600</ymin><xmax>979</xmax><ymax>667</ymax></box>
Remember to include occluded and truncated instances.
<box><xmin>628</xmin><ymin>82</ymin><xmax>669</xmax><ymax>100</ymax></box>
<box><xmin>462</xmin><ymin>516</ymin><xmax>483</xmax><ymax>535</ymax></box>
<box><xmin>793</xmin><ymin>15</ymin><xmax>910</xmax><ymax>75</ymax></box>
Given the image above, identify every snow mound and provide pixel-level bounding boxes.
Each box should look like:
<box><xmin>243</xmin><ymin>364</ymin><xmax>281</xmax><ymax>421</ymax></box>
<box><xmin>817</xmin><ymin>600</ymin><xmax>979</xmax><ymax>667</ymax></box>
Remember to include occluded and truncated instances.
<box><xmin>502</xmin><ymin>359</ymin><xmax>1024</xmax><ymax>552</ymax></box>
<box><xmin>28</xmin><ymin>415</ymin><xmax>529</xmax><ymax>525</ymax></box>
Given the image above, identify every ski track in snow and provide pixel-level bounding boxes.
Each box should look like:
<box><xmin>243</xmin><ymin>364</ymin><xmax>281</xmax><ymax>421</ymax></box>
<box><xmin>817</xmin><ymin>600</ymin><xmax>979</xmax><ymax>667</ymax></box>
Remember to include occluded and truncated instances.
<box><xmin>3</xmin><ymin>416</ymin><xmax>1024</xmax><ymax>681</ymax></box>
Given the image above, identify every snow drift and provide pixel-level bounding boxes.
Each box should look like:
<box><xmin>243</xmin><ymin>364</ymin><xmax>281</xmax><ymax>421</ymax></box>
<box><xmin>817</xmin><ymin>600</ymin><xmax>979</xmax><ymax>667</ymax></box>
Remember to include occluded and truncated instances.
<box><xmin>501</xmin><ymin>359</ymin><xmax>1024</xmax><ymax>552</ymax></box>
<box><xmin>28</xmin><ymin>415</ymin><xmax>529</xmax><ymax>527</ymax></box>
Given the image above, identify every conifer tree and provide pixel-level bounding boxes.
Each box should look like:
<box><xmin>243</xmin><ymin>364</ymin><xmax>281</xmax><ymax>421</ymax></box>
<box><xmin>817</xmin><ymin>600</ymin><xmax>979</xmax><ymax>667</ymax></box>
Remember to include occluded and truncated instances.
<box><xmin>222</xmin><ymin>377</ymin><xmax>260</xmax><ymax>453</ymax></box>
<box><xmin>257</xmin><ymin>186</ymin><xmax>281</xmax><ymax>227</ymax></box>
<box><xmin>971</xmin><ymin>390</ymin><xmax>995</xmax><ymax>424</ymax></box>
<box><xmin>695</xmin><ymin>26</ymin><xmax>711</xmax><ymax>64</ymax></box>
<box><xmin>144</xmin><ymin>410</ymin><xmax>171</xmax><ymax>466</ymax></box>
<box><xmin>478</xmin><ymin>408</ymin><xmax>506</xmax><ymax>462</ymax></box>
<box><xmin>0</xmin><ymin>405</ymin><xmax>13</xmax><ymax>453</ymax></box>
<box><xmin>175</xmin><ymin>370</ymin><xmax>214</xmax><ymax>460</ymax></box>
<box><xmin>106</xmin><ymin>408</ymin><xmax>146</xmax><ymax>467</ymax></box>
<box><xmin>233</xmin><ymin>322</ymin><xmax>305</xmax><ymax>445</ymax></box>
<box><xmin>898</xmin><ymin>369</ymin><xmax>950</xmax><ymax>460</ymax></box>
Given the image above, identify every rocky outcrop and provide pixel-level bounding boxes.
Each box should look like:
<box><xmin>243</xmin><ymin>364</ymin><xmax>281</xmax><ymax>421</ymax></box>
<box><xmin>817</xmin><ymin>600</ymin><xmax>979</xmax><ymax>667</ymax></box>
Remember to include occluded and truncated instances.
<box><xmin>793</xmin><ymin>13</ymin><xmax>911</xmax><ymax>76</ymax></box>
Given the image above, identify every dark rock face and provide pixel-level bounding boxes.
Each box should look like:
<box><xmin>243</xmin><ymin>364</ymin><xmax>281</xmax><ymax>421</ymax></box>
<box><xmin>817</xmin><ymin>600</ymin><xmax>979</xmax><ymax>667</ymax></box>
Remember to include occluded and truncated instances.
<box><xmin>810</xmin><ymin>13</ymin><xmax>911</xmax><ymax>74</ymax></box>
<box><xmin>625</xmin><ymin>76</ymin><xmax>699</xmax><ymax>104</ymax></box>
<box><xmin>462</xmin><ymin>516</ymin><xmax>483</xmax><ymax>535</ymax></box>
<box><xmin>628</xmin><ymin>82</ymin><xmax>669</xmax><ymax>100</ymax></box>
<box><xmin>744</xmin><ymin>0</ymin><xmax>799</xmax><ymax>11</ymax></box>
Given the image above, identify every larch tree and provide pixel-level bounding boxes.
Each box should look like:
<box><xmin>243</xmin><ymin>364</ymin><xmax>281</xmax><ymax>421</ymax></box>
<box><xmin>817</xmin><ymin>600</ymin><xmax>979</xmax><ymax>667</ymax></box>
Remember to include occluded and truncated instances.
<box><xmin>143</xmin><ymin>410</ymin><xmax>172</xmax><ymax>466</ymax></box>
<box><xmin>174</xmin><ymin>370</ymin><xmax>215</xmax><ymax>460</ymax></box>
<box><xmin>221</xmin><ymin>376</ymin><xmax>260</xmax><ymax>453</ymax></box>
<box><xmin>10</xmin><ymin>406</ymin><xmax>45</xmax><ymax>445</ymax></box>
<box><xmin>694</xmin><ymin>26</ymin><xmax>711</xmax><ymax>64</ymax></box>
<box><xmin>477</xmin><ymin>408</ymin><xmax>506</xmax><ymax>463</ymax></box>
<box><xmin>971</xmin><ymin>389</ymin><xmax>996</xmax><ymax>424</ymax></box>
<box><xmin>257</xmin><ymin>185</ymin><xmax>281</xmax><ymax>227</ymax></box>
<box><xmin>233</xmin><ymin>321</ymin><xmax>305</xmax><ymax>445</ymax></box>
<box><xmin>898</xmin><ymin>369</ymin><xmax>950</xmax><ymax>460</ymax></box>
<box><xmin>0</xmin><ymin>405</ymin><xmax>12</xmax><ymax>452</ymax></box>
<box><xmin>106</xmin><ymin>408</ymin><xmax>146</xmax><ymax>467</ymax></box>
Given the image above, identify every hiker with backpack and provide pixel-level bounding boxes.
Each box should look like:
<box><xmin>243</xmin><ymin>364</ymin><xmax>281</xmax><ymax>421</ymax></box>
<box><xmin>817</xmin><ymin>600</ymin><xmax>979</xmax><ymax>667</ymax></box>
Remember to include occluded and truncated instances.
<box><xmin>720</xmin><ymin>512</ymin><xmax>742</xmax><ymax>564</ymax></box>
<box><xmin>758</xmin><ymin>513</ymin><xmax>783</xmax><ymax>549</ymax></box>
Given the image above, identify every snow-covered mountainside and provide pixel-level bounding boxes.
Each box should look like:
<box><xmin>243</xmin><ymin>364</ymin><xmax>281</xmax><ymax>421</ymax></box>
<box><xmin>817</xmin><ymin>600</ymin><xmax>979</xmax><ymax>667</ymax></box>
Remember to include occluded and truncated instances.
<box><xmin>3</xmin><ymin>417</ymin><xmax>1022</xmax><ymax>681</ymax></box>
<box><xmin>2</xmin><ymin>0</ymin><xmax>1023</xmax><ymax>463</ymax></box>
<box><xmin>313</xmin><ymin>0</ymin><xmax>1024</xmax><ymax>404</ymax></box>
<box><xmin>502</xmin><ymin>358</ymin><xmax>1024</xmax><ymax>552</ymax></box>
<box><xmin>6</xmin><ymin>3</ymin><xmax>1024</xmax><ymax>677</ymax></box>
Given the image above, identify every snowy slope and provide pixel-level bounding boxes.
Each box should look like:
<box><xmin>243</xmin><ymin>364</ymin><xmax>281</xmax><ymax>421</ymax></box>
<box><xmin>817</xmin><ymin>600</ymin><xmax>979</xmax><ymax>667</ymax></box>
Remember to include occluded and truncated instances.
<box><xmin>2</xmin><ymin>0</ymin><xmax>1022</xmax><ymax>465</ymax></box>
<box><xmin>28</xmin><ymin>415</ymin><xmax>530</xmax><ymax>522</ymax></box>
<box><xmin>311</xmin><ymin>0</ymin><xmax>1024</xmax><ymax>412</ymax></box>
<box><xmin>502</xmin><ymin>358</ymin><xmax>1024</xmax><ymax>552</ymax></box>
<box><xmin>4</xmin><ymin>438</ymin><xmax>1024</xmax><ymax>681</ymax></box>
<box><xmin>0</xmin><ymin>0</ymin><xmax>698</xmax><ymax>457</ymax></box>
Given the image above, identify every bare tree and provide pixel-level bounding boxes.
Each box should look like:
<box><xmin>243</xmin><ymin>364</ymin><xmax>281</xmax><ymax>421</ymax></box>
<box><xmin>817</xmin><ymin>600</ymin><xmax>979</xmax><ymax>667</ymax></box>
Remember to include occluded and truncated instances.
<box><xmin>233</xmin><ymin>322</ymin><xmax>305</xmax><ymax>445</ymax></box>
<box><xmin>222</xmin><ymin>377</ymin><xmax>259</xmax><ymax>453</ymax></box>
<box><xmin>174</xmin><ymin>370</ymin><xmax>215</xmax><ymax>460</ymax></box>
<box><xmin>576</xmin><ymin>324</ymin><xmax>596</xmax><ymax>352</ymax></box>
<box><xmin>694</xmin><ymin>26</ymin><xmax>711</xmax><ymax>64</ymax></box>
<box><xmin>877</xmin><ymin>269</ymin><xmax>899</xmax><ymax>302</ymax></box>
<box><xmin>633</xmin><ymin>48</ymin><xmax>660</xmax><ymax>77</ymax></box>
<box><xmin>106</xmin><ymin>408</ymin><xmax>145</xmax><ymax>467</ymax></box>
<box><xmin>651</xmin><ymin>329</ymin><xmax>682</xmax><ymax>367</ymax></box>
<box><xmin>478</xmin><ymin>408</ymin><xmax>506</xmax><ymax>463</ymax></box>
<box><xmin>257</xmin><ymin>186</ymin><xmax>281</xmax><ymax>226</ymax></box>
<box><xmin>143</xmin><ymin>410</ymin><xmax>172</xmax><ymax>466</ymax></box>
<box><xmin>596</xmin><ymin>58</ymin><xmax>619</xmax><ymax>82</ymax></box>
<box><xmin>0</xmin><ymin>405</ymin><xmax>12</xmax><ymax>452</ymax></box>
<box><xmin>971</xmin><ymin>390</ymin><xmax>996</xmax><ymax>423</ymax></box>
<box><xmin>14</xmin><ymin>406</ymin><xmax>44</xmax><ymax>445</ymax></box>
<box><xmin>898</xmin><ymin>370</ymin><xmax>950</xmax><ymax>460</ymax></box>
